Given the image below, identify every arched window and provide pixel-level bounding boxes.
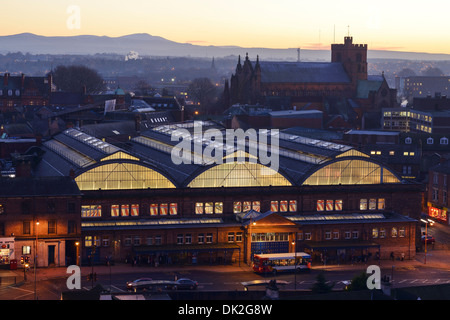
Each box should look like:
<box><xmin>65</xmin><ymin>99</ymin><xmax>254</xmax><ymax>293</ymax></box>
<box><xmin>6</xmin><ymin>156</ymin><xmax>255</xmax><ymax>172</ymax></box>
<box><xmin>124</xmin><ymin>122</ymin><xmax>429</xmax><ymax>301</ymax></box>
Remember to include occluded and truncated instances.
<box><xmin>188</xmin><ymin>162</ymin><xmax>292</xmax><ymax>188</ymax></box>
<box><xmin>75</xmin><ymin>162</ymin><xmax>176</xmax><ymax>190</ymax></box>
<box><xmin>427</xmin><ymin>137</ymin><xmax>434</xmax><ymax>145</ymax></box>
<box><xmin>405</xmin><ymin>137</ymin><xmax>412</xmax><ymax>144</ymax></box>
<box><xmin>302</xmin><ymin>159</ymin><xmax>400</xmax><ymax>185</ymax></box>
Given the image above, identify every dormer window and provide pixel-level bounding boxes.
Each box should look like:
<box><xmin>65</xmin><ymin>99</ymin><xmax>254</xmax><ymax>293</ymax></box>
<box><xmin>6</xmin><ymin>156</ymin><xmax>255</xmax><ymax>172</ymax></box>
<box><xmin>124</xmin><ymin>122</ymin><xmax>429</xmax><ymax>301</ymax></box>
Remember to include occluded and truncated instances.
<box><xmin>427</xmin><ymin>137</ymin><xmax>434</xmax><ymax>145</ymax></box>
<box><xmin>441</xmin><ymin>137</ymin><xmax>449</xmax><ymax>145</ymax></box>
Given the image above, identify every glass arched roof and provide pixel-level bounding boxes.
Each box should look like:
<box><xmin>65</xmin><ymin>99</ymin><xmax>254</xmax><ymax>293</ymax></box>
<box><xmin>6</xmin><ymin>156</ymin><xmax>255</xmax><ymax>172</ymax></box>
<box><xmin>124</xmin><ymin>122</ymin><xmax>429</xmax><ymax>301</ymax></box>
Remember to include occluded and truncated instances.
<box><xmin>302</xmin><ymin>158</ymin><xmax>400</xmax><ymax>185</ymax></box>
<box><xmin>75</xmin><ymin>162</ymin><xmax>176</xmax><ymax>191</ymax></box>
<box><xmin>188</xmin><ymin>162</ymin><xmax>292</xmax><ymax>188</ymax></box>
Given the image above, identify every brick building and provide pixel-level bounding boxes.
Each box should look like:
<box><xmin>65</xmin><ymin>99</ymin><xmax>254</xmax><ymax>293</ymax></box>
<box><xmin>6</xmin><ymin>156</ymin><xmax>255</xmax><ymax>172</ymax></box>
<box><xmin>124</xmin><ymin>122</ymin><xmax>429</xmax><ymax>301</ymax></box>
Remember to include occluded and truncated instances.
<box><xmin>226</xmin><ymin>37</ymin><xmax>397</xmax><ymax>130</ymax></box>
<box><xmin>31</xmin><ymin>121</ymin><xmax>421</xmax><ymax>266</ymax></box>
<box><xmin>0</xmin><ymin>176</ymin><xmax>82</xmax><ymax>268</ymax></box>
<box><xmin>0</xmin><ymin>73</ymin><xmax>53</xmax><ymax>113</ymax></box>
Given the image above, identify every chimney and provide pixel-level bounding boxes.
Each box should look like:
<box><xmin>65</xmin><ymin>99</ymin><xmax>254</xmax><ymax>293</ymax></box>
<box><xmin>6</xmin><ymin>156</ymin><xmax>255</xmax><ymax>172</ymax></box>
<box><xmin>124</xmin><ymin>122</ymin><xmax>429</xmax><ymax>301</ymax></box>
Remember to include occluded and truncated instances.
<box><xmin>3</xmin><ymin>73</ymin><xmax>9</xmax><ymax>86</ymax></box>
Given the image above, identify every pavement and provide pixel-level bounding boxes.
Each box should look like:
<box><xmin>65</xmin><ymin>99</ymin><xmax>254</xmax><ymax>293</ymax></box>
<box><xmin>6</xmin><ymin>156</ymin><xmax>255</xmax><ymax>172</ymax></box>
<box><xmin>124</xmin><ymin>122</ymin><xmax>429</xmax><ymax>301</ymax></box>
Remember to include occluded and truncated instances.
<box><xmin>1</xmin><ymin>249</ymin><xmax>450</xmax><ymax>286</ymax></box>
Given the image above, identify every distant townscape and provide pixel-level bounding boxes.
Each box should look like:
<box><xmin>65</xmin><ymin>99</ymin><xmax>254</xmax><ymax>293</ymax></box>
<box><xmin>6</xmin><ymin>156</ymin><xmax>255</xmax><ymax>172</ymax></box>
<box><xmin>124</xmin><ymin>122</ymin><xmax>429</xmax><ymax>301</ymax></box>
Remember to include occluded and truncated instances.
<box><xmin>0</xmin><ymin>34</ymin><xmax>449</xmax><ymax>301</ymax></box>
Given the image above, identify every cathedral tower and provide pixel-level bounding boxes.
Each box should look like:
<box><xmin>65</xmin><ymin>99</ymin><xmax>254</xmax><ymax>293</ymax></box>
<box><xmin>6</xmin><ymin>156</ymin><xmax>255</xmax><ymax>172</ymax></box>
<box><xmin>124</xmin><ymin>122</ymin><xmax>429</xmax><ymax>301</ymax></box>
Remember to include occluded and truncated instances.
<box><xmin>331</xmin><ymin>36</ymin><xmax>368</xmax><ymax>85</ymax></box>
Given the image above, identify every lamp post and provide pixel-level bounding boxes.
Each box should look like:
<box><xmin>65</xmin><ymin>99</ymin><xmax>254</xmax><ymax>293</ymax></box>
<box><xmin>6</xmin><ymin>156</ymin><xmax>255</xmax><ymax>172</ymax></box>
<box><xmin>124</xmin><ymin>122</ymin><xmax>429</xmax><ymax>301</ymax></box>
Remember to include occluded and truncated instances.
<box><xmin>34</xmin><ymin>219</ymin><xmax>39</xmax><ymax>300</ymax></box>
<box><xmin>292</xmin><ymin>240</ymin><xmax>297</xmax><ymax>290</ymax></box>
<box><xmin>420</xmin><ymin>218</ymin><xmax>434</xmax><ymax>265</ymax></box>
<box><xmin>75</xmin><ymin>241</ymin><xmax>80</xmax><ymax>266</ymax></box>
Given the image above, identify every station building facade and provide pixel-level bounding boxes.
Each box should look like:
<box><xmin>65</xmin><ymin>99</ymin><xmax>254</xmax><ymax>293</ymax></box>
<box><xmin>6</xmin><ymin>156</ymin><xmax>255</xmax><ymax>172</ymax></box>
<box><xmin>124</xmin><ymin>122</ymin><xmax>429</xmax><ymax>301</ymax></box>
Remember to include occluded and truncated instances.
<box><xmin>34</xmin><ymin>121</ymin><xmax>422</xmax><ymax>266</ymax></box>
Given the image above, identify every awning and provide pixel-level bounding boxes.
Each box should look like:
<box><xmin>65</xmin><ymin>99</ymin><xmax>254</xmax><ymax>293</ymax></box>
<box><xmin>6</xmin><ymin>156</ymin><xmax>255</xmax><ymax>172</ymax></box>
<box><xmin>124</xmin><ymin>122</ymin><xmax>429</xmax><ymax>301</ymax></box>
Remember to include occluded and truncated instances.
<box><xmin>133</xmin><ymin>243</ymin><xmax>241</xmax><ymax>254</ymax></box>
<box><xmin>303</xmin><ymin>241</ymin><xmax>380</xmax><ymax>250</ymax></box>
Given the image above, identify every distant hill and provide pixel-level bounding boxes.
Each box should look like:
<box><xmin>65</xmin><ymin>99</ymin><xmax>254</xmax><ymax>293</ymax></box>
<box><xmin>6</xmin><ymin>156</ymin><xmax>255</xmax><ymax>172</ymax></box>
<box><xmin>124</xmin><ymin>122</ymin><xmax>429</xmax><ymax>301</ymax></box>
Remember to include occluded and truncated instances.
<box><xmin>1</xmin><ymin>33</ymin><xmax>450</xmax><ymax>61</ymax></box>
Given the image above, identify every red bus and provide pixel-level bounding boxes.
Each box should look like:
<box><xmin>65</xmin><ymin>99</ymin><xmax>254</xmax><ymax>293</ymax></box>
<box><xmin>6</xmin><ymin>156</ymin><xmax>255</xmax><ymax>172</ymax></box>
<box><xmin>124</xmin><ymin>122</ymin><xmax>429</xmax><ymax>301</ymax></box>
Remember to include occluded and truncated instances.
<box><xmin>252</xmin><ymin>252</ymin><xmax>312</xmax><ymax>274</ymax></box>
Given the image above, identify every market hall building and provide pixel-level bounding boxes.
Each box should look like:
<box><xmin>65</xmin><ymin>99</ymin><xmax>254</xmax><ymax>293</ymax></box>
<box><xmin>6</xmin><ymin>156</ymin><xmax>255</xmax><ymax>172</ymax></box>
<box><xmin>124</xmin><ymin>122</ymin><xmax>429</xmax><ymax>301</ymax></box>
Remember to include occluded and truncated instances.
<box><xmin>33</xmin><ymin>121</ymin><xmax>421</xmax><ymax>266</ymax></box>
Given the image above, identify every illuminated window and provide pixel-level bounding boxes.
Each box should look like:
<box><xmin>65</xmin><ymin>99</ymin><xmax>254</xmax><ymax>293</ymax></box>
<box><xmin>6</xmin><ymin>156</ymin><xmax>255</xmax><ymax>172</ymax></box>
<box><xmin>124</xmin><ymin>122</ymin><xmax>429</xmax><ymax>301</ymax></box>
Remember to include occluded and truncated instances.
<box><xmin>399</xmin><ymin>227</ymin><xmax>406</xmax><ymax>237</ymax></box>
<box><xmin>75</xmin><ymin>163</ymin><xmax>176</xmax><ymax>191</ymax></box>
<box><xmin>195</xmin><ymin>202</ymin><xmax>204</xmax><ymax>214</ymax></box>
<box><xmin>160</xmin><ymin>203</ymin><xmax>168</xmax><ymax>215</ymax></box>
<box><xmin>170</xmin><ymin>203</ymin><xmax>178</xmax><ymax>215</ymax></box>
<box><xmin>378</xmin><ymin>198</ymin><xmax>385</xmax><ymax>210</ymax></box>
<box><xmin>187</xmin><ymin>162</ymin><xmax>292</xmax><ymax>188</ymax></box>
<box><xmin>372</xmin><ymin>228</ymin><xmax>379</xmax><ymax>238</ymax></box>
<box><xmin>130</xmin><ymin>204</ymin><xmax>139</xmax><ymax>216</ymax></box>
<box><xmin>302</xmin><ymin>159</ymin><xmax>400</xmax><ymax>185</ymax></box>
<box><xmin>252</xmin><ymin>201</ymin><xmax>260</xmax><ymax>212</ymax></box>
<box><xmin>333</xmin><ymin>200</ymin><xmax>342</xmax><ymax>211</ymax></box>
<box><xmin>150</xmin><ymin>204</ymin><xmax>158</xmax><ymax>216</ymax></box>
<box><xmin>85</xmin><ymin>236</ymin><xmax>93</xmax><ymax>247</ymax></box>
<box><xmin>379</xmin><ymin>228</ymin><xmax>386</xmax><ymax>238</ymax></box>
<box><xmin>280</xmin><ymin>200</ymin><xmax>288</xmax><ymax>212</ymax></box>
<box><xmin>111</xmin><ymin>205</ymin><xmax>119</xmax><ymax>217</ymax></box>
<box><xmin>121</xmin><ymin>205</ymin><xmax>130</xmax><ymax>217</ymax></box>
<box><xmin>243</xmin><ymin>201</ymin><xmax>252</xmax><ymax>212</ymax></box>
<box><xmin>270</xmin><ymin>201</ymin><xmax>279</xmax><ymax>212</ymax></box>
<box><xmin>326</xmin><ymin>200</ymin><xmax>334</xmax><ymax>211</ymax></box>
<box><xmin>205</xmin><ymin>202</ymin><xmax>214</xmax><ymax>214</ymax></box>
<box><xmin>233</xmin><ymin>202</ymin><xmax>242</xmax><ymax>213</ymax></box>
<box><xmin>317</xmin><ymin>200</ymin><xmax>324</xmax><ymax>211</ymax></box>
<box><xmin>81</xmin><ymin>205</ymin><xmax>102</xmax><ymax>218</ymax></box>
<box><xmin>360</xmin><ymin>199</ymin><xmax>367</xmax><ymax>211</ymax></box>
<box><xmin>391</xmin><ymin>227</ymin><xmax>398</xmax><ymax>237</ymax></box>
<box><xmin>289</xmin><ymin>200</ymin><xmax>297</xmax><ymax>212</ymax></box>
<box><xmin>369</xmin><ymin>199</ymin><xmax>377</xmax><ymax>210</ymax></box>
<box><xmin>214</xmin><ymin>202</ymin><xmax>223</xmax><ymax>214</ymax></box>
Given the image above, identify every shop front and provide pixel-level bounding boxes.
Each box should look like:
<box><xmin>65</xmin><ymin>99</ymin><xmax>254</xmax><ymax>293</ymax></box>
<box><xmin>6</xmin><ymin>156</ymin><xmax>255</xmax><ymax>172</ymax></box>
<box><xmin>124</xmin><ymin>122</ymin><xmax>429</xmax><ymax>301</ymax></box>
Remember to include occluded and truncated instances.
<box><xmin>0</xmin><ymin>238</ymin><xmax>15</xmax><ymax>268</ymax></box>
<box><xmin>427</xmin><ymin>204</ymin><xmax>448</xmax><ymax>224</ymax></box>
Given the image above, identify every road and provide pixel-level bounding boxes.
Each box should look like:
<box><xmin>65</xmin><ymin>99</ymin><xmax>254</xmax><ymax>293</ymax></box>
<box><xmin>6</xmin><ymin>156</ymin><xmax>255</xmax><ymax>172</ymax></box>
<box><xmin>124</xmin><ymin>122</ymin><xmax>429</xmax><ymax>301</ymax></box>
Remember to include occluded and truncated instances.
<box><xmin>1</xmin><ymin>262</ymin><xmax>449</xmax><ymax>300</ymax></box>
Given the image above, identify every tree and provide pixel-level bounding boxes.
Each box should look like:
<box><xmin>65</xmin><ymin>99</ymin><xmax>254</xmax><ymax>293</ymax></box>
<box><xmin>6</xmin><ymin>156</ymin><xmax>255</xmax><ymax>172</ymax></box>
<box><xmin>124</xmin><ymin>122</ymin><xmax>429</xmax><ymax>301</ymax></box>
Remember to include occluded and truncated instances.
<box><xmin>421</xmin><ymin>67</ymin><xmax>444</xmax><ymax>77</ymax></box>
<box><xmin>187</xmin><ymin>78</ymin><xmax>218</xmax><ymax>115</ymax></box>
<box><xmin>310</xmin><ymin>272</ymin><xmax>334</xmax><ymax>294</ymax></box>
<box><xmin>346</xmin><ymin>271</ymin><xmax>369</xmax><ymax>291</ymax></box>
<box><xmin>134</xmin><ymin>80</ymin><xmax>152</xmax><ymax>96</ymax></box>
<box><xmin>53</xmin><ymin>65</ymin><xmax>105</xmax><ymax>94</ymax></box>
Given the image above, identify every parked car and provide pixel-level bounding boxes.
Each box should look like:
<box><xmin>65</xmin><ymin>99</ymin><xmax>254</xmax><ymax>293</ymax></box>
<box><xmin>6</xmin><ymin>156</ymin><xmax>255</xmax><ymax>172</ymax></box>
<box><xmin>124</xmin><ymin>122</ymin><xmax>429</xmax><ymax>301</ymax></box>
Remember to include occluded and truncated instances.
<box><xmin>421</xmin><ymin>235</ymin><xmax>435</xmax><ymax>245</ymax></box>
<box><xmin>126</xmin><ymin>278</ymin><xmax>153</xmax><ymax>291</ymax></box>
<box><xmin>175</xmin><ymin>278</ymin><xmax>198</xmax><ymax>290</ymax></box>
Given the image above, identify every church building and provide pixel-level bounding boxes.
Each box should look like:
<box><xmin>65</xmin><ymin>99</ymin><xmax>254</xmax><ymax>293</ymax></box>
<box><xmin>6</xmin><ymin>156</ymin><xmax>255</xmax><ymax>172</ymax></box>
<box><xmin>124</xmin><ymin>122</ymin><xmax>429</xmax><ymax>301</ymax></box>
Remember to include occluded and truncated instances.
<box><xmin>225</xmin><ymin>37</ymin><xmax>397</xmax><ymax>130</ymax></box>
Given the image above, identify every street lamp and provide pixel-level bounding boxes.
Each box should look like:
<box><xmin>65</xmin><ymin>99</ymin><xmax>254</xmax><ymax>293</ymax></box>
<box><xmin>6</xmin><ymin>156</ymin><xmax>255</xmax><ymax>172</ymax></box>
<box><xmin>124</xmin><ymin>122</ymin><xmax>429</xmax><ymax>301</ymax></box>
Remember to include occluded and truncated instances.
<box><xmin>34</xmin><ymin>219</ymin><xmax>39</xmax><ymax>300</ymax></box>
<box><xmin>420</xmin><ymin>218</ymin><xmax>434</xmax><ymax>264</ymax></box>
<box><xmin>291</xmin><ymin>240</ymin><xmax>297</xmax><ymax>290</ymax></box>
<box><xmin>75</xmin><ymin>241</ymin><xmax>80</xmax><ymax>267</ymax></box>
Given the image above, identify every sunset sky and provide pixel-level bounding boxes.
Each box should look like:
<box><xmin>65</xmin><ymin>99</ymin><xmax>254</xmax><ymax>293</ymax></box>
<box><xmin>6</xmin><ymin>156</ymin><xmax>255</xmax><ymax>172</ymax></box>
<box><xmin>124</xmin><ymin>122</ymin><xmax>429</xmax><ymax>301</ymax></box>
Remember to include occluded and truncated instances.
<box><xmin>2</xmin><ymin>0</ymin><xmax>450</xmax><ymax>54</ymax></box>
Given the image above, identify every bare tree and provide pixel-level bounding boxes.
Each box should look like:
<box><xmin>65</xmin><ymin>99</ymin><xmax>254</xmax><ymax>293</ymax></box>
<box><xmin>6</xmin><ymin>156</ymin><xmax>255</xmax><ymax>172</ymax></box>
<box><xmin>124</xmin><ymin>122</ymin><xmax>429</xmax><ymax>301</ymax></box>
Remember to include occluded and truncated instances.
<box><xmin>53</xmin><ymin>65</ymin><xmax>105</xmax><ymax>94</ymax></box>
<box><xmin>187</xmin><ymin>78</ymin><xmax>218</xmax><ymax>115</ymax></box>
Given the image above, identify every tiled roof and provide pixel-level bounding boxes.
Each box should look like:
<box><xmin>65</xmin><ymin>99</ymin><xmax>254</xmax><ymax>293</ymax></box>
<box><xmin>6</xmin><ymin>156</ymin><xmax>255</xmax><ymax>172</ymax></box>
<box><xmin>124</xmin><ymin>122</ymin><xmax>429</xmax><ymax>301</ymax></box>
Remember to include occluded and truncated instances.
<box><xmin>259</xmin><ymin>62</ymin><xmax>351</xmax><ymax>84</ymax></box>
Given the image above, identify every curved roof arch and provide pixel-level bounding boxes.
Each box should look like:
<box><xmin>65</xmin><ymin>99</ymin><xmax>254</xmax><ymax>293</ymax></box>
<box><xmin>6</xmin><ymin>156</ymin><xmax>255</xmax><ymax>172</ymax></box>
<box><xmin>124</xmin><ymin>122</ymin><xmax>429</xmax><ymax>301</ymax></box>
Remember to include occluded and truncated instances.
<box><xmin>186</xmin><ymin>161</ymin><xmax>293</xmax><ymax>188</ymax></box>
<box><xmin>74</xmin><ymin>160</ymin><xmax>177</xmax><ymax>191</ymax></box>
<box><xmin>301</xmin><ymin>156</ymin><xmax>401</xmax><ymax>186</ymax></box>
